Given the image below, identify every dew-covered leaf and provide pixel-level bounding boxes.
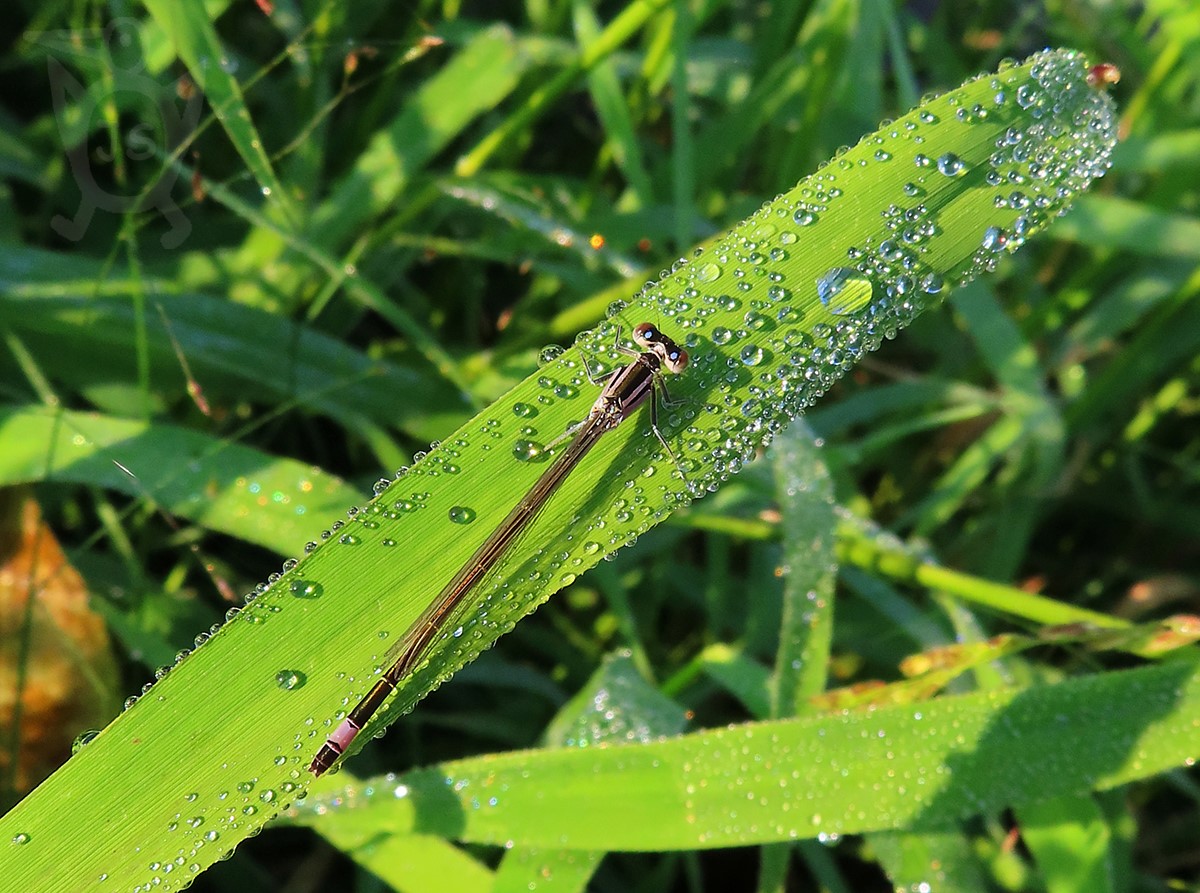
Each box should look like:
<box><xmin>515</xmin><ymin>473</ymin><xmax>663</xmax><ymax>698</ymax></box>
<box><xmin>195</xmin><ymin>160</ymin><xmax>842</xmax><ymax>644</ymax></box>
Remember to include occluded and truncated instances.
<box><xmin>286</xmin><ymin>656</ymin><xmax>1200</xmax><ymax>851</ymax></box>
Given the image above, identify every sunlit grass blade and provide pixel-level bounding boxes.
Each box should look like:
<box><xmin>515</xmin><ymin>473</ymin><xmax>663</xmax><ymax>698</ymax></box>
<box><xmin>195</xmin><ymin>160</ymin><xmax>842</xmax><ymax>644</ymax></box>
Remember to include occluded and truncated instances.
<box><xmin>287</xmin><ymin>656</ymin><xmax>1200</xmax><ymax>850</ymax></box>
<box><xmin>0</xmin><ymin>406</ymin><xmax>355</xmax><ymax>553</ymax></box>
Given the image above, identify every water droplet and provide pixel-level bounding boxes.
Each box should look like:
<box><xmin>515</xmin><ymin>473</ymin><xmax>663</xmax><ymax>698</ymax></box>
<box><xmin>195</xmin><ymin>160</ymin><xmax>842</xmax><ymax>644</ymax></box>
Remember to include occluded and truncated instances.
<box><xmin>289</xmin><ymin>580</ymin><xmax>323</xmax><ymax>599</ymax></box>
<box><xmin>513</xmin><ymin>439</ymin><xmax>543</xmax><ymax>462</ymax></box>
<box><xmin>740</xmin><ymin>345</ymin><xmax>764</xmax><ymax>366</ymax></box>
<box><xmin>339</xmin><ymin>534</ymin><xmax>361</xmax><ymax>546</ymax></box>
<box><xmin>512</xmin><ymin>402</ymin><xmax>537</xmax><ymax>418</ymax></box>
<box><xmin>792</xmin><ymin>207</ymin><xmax>817</xmax><ymax>226</ymax></box>
<box><xmin>275</xmin><ymin>669</ymin><xmax>306</xmax><ymax>691</ymax></box>
<box><xmin>712</xmin><ymin>327</ymin><xmax>733</xmax><ymax>345</ymax></box>
<box><xmin>11</xmin><ymin>832</ymin><xmax>30</xmax><ymax>846</ymax></box>
<box><xmin>981</xmin><ymin>226</ymin><xmax>1008</xmax><ymax>251</ymax></box>
<box><xmin>538</xmin><ymin>345</ymin><xmax>564</xmax><ymax>366</ymax></box>
<box><xmin>936</xmin><ymin>153</ymin><xmax>966</xmax><ymax>177</ymax></box>
<box><xmin>696</xmin><ymin>262</ymin><xmax>722</xmax><ymax>282</ymax></box>
<box><xmin>744</xmin><ymin>311</ymin><xmax>769</xmax><ymax>331</ymax></box>
<box><xmin>449</xmin><ymin>506</ymin><xmax>476</xmax><ymax>524</ymax></box>
<box><xmin>71</xmin><ymin>729</ymin><xmax>100</xmax><ymax>754</ymax></box>
<box><xmin>815</xmin><ymin>267</ymin><xmax>874</xmax><ymax>315</ymax></box>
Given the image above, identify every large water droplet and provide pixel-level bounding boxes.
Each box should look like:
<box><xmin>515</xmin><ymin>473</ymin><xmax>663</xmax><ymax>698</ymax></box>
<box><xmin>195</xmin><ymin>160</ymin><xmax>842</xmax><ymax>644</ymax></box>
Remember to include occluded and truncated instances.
<box><xmin>275</xmin><ymin>669</ymin><xmax>306</xmax><ymax>690</ymax></box>
<box><xmin>981</xmin><ymin>226</ymin><xmax>1008</xmax><ymax>252</ymax></box>
<box><xmin>512</xmin><ymin>439</ymin><xmax>543</xmax><ymax>462</ymax></box>
<box><xmin>449</xmin><ymin>506</ymin><xmax>477</xmax><ymax>524</ymax></box>
<box><xmin>538</xmin><ymin>345</ymin><xmax>564</xmax><ymax>366</ymax></box>
<box><xmin>815</xmin><ymin>267</ymin><xmax>873</xmax><ymax>316</ymax></box>
<box><xmin>936</xmin><ymin>153</ymin><xmax>966</xmax><ymax>177</ymax></box>
<box><xmin>289</xmin><ymin>580</ymin><xmax>323</xmax><ymax>599</ymax></box>
<box><xmin>71</xmin><ymin>729</ymin><xmax>100</xmax><ymax>754</ymax></box>
<box><xmin>740</xmin><ymin>345</ymin><xmax>765</xmax><ymax>366</ymax></box>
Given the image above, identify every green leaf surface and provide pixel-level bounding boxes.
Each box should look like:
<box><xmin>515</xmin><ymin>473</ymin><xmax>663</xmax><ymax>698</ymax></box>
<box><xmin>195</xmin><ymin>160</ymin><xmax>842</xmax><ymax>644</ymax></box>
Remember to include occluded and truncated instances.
<box><xmin>288</xmin><ymin>656</ymin><xmax>1200</xmax><ymax>851</ymax></box>
<box><xmin>1052</xmin><ymin>193</ymin><xmax>1200</xmax><ymax>258</ymax></box>
<box><xmin>869</xmin><ymin>828</ymin><xmax>989</xmax><ymax>893</ymax></box>
<box><xmin>770</xmin><ymin>420</ymin><xmax>837</xmax><ymax>716</ymax></box>
<box><xmin>1016</xmin><ymin>794</ymin><xmax>1114</xmax><ymax>893</ymax></box>
<box><xmin>0</xmin><ymin>406</ymin><xmax>355</xmax><ymax>554</ymax></box>
<box><xmin>493</xmin><ymin>652</ymin><xmax>683</xmax><ymax>893</ymax></box>
<box><xmin>308</xmin><ymin>25</ymin><xmax>527</xmax><ymax>250</ymax></box>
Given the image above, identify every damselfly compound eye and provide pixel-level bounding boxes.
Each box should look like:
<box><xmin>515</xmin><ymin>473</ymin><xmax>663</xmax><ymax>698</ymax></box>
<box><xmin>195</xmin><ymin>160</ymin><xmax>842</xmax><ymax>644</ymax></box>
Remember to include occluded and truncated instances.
<box><xmin>633</xmin><ymin>322</ymin><xmax>658</xmax><ymax>345</ymax></box>
<box><xmin>664</xmin><ymin>347</ymin><xmax>689</xmax><ymax>373</ymax></box>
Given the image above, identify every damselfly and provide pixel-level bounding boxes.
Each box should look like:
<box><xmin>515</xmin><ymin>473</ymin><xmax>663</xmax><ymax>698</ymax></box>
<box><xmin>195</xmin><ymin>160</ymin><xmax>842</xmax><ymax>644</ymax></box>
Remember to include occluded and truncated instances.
<box><xmin>309</xmin><ymin>322</ymin><xmax>689</xmax><ymax>775</ymax></box>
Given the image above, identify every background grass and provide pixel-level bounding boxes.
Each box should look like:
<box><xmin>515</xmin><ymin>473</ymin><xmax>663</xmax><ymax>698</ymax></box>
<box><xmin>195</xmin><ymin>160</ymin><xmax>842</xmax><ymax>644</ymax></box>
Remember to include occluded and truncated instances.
<box><xmin>0</xmin><ymin>2</ymin><xmax>1197</xmax><ymax>892</ymax></box>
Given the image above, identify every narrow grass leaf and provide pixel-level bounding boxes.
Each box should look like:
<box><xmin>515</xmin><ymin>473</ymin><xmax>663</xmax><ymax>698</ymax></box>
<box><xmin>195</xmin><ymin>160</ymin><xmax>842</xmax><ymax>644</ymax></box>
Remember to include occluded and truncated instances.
<box><xmin>142</xmin><ymin>0</ymin><xmax>294</xmax><ymax>223</ymax></box>
<box><xmin>770</xmin><ymin>420</ymin><xmax>837</xmax><ymax>716</ymax></box>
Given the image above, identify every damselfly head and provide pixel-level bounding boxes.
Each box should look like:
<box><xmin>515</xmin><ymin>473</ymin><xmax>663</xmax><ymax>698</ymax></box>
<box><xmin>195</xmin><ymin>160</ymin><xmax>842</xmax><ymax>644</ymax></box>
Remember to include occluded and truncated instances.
<box><xmin>633</xmin><ymin>322</ymin><xmax>689</xmax><ymax>374</ymax></box>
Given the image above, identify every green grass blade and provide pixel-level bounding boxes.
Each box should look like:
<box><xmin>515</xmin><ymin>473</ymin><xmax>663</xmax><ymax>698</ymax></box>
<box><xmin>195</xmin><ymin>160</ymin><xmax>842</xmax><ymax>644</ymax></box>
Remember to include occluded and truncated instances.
<box><xmin>308</xmin><ymin>24</ymin><xmax>528</xmax><ymax>250</ymax></box>
<box><xmin>142</xmin><ymin>0</ymin><xmax>295</xmax><ymax>224</ymax></box>
<box><xmin>0</xmin><ymin>406</ymin><xmax>354</xmax><ymax>553</ymax></box>
<box><xmin>770</xmin><ymin>420</ymin><xmax>837</xmax><ymax>716</ymax></box>
<box><xmin>1052</xmin><ymin>193</ymin><xmax>1200</xmax><ymax>258</ymax></box>
<box><xmin>870</xmin><ymin>829</ymin><xmax>989</xmax><ymax>892</ymax></box>
<box><xmin>0</xmin><ymin>248</ymin><xmax>468</xmax><ymax>439</ymax></box>
<box><xmin>571</xmin><ymin>1</ymin><xmax>654</xmax><ymax>206</ymax></box>
<box><xmin>287</xmin><ymin>656</ymin><xmax>1200</xmax><ymax>850</ymax></box>
<box><xmin>455</xmin><ymin>0</ymin><xmax>674</xmax><ymax>176</ymax></box>
<box><xmin>493</xmin><ymin>652</ymin><xmax>684</xmax><ymax>893</ymax></box>
<box><xmin>1016</xmin><ymin>795</ymin><xmax>1115</xmax><ymax>893</ymax></box>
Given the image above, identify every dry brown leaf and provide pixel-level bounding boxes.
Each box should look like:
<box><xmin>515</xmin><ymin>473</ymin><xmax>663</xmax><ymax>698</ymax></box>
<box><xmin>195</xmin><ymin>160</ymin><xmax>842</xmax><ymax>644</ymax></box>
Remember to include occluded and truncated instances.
<box><xmin>0</xmin><ymin>487</ymin><xmax>119</xmax><ymax>796</ymax></box>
